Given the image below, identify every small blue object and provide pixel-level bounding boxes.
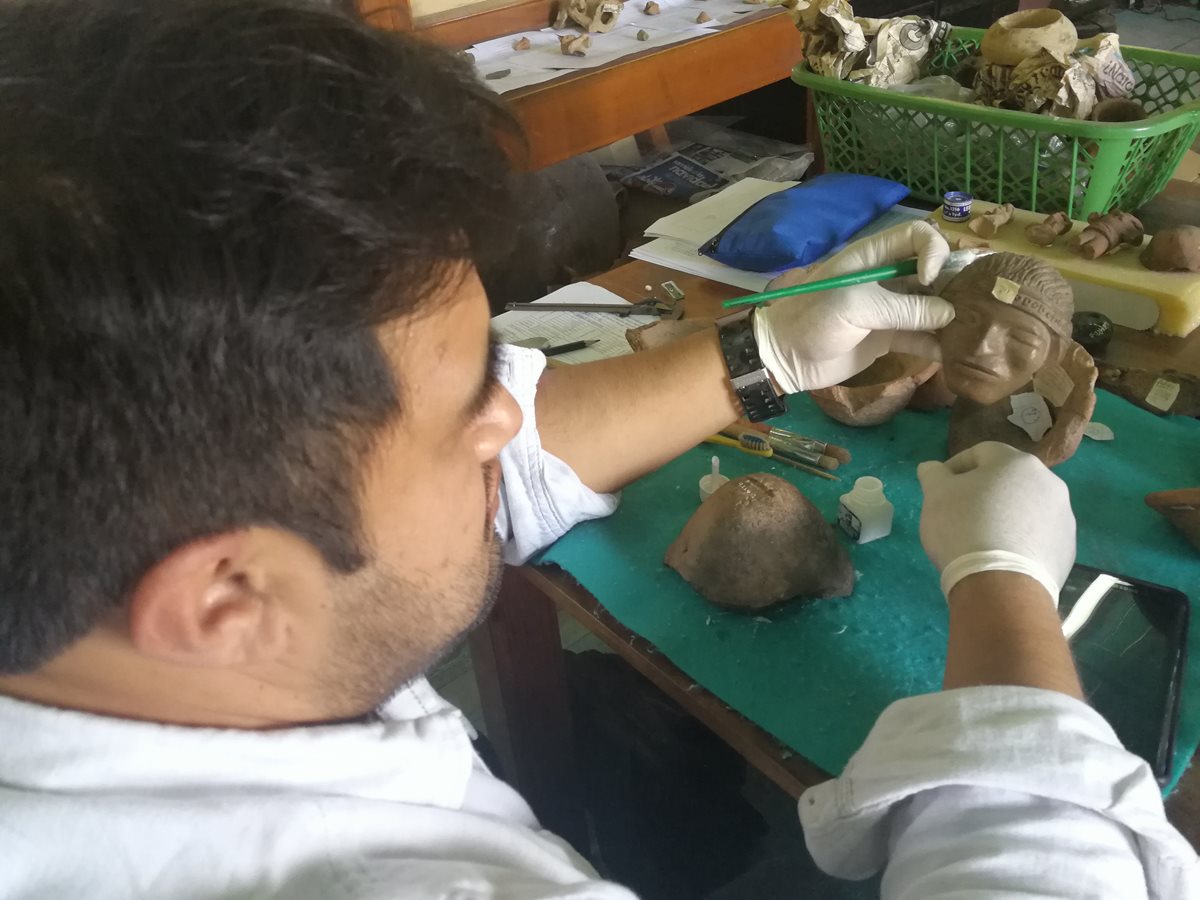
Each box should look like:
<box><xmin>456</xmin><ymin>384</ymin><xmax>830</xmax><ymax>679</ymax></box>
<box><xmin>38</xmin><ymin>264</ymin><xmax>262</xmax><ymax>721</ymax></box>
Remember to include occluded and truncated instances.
<box><xmin>699</xmin><ymin>173</ymin><xmax>910</xmax><ymax>273</ymax></box>
<box><xmin>942</xmin><ymin>190</ymin><xmax>973</xmax><ymax>222</ymax></box>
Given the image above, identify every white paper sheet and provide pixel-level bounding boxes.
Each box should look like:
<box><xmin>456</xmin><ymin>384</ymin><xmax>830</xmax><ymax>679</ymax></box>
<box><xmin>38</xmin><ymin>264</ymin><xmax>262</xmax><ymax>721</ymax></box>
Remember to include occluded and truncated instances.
<box><xmin>645</xmin><ymin>177</ymin><xmax>799</xmax><ymax>245</ymax></box>
<box><xmin>490</xmin><ymin>283</ymin><xmax>657</xmax><ymax>363</ymax></box>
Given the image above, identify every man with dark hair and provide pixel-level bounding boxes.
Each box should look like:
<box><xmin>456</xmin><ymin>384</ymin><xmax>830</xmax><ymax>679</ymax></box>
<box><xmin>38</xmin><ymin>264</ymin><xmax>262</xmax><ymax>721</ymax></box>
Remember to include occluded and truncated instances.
<box><xmin>0</xmin><ymin>1</ymin><xmax>1194</xmax><ymax>897</ymax></box>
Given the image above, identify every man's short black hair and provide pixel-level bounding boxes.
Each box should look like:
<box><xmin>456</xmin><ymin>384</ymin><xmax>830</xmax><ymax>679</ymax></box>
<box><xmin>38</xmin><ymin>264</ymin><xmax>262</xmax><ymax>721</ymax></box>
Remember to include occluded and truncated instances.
<box><xmin>0</xmin><ymin>0</ymin><xmax>521</xmax><ymax>672</ymax></box>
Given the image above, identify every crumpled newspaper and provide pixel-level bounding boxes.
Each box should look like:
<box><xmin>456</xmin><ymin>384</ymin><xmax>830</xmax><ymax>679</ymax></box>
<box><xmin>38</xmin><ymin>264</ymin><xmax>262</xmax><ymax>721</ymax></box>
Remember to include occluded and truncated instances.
<box><xmin>975</xmin><ymin>32</ymin><xmax>1135</xmax><ymax>120</ymax></box>
<box><xmin>1076</xmin><ymin>33</ymin><xmax>1136</xmax><ymax>100</ymax></box>
<box><xmin>848</xmin><ymin>15</ymin><xmax>953</xmax><ymax>87</ymax></box>
<box><xmin>783</xmin><ymin>0</ymin><xmax>950</xmax><ymax>86</ymax></box>
<box><xmin>785</xmin><ymin>0</ymin><xmax>867</xmax><ymax>80</ymax></box>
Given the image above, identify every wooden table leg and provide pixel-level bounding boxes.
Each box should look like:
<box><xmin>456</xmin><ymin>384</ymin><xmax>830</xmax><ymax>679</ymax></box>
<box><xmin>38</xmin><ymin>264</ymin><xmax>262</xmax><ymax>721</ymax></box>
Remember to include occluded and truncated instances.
<box><xmin>470</xmin><ymin>566</ymin><xmax>587</xmax><ymax>850</ymax></box>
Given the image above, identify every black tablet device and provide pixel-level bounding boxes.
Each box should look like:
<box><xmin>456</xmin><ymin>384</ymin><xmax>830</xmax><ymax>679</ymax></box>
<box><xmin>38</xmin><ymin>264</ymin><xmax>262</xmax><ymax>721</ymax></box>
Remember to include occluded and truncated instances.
<box><xmin>1059</xmin><ymin>564</ymin><xmax>1190</xmax><ymax>784</ymax></box>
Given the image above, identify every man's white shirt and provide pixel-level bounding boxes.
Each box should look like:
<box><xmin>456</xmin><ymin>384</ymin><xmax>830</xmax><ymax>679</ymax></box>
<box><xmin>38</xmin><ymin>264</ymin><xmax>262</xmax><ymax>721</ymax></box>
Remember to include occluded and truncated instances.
<box><xmin>0</xmin><ymin>345</ymin><xmax>1194</xmax><ymax>899</ymax></box>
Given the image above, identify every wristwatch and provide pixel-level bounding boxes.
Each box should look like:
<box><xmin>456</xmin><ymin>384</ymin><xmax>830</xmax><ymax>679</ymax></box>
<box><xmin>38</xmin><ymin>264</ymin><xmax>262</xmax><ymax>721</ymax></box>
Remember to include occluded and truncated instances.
<box><xmin>715</xmin><ymin>308</ymin><xmax>787</xmax><ymax>422</ymax></box>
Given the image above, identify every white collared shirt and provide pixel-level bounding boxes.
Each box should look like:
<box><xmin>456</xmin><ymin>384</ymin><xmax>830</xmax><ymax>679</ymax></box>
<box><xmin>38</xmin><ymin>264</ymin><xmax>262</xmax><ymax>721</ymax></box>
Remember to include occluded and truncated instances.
<box><xmin>1</xmin><ymin>345</ymin><xmax>1195</xmax><ymax>899</ymax></box>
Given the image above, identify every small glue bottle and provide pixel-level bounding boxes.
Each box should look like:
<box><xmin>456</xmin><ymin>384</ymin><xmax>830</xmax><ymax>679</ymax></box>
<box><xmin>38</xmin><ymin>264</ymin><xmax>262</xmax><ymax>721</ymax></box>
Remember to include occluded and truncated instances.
<box><xmin>838</xmin><ymin>476</ymin><xmax>893</xmax><ymax>544</ymax></box>
<box><xmin>699</xmin><ymin>455</ymin><xmax>728</xmax><ymax>502</ymax></box>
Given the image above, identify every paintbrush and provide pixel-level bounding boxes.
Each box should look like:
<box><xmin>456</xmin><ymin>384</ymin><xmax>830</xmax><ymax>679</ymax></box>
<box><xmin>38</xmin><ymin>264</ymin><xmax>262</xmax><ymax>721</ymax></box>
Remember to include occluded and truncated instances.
<box><xmin>720</xmin><ymin>248</ymin><xmax>994</xmax><ymax>311</ymax></box>
<box><xmin>722</xmin><ymin>424</ymin><xmax>843</xmax><ymax>470</ymax></box>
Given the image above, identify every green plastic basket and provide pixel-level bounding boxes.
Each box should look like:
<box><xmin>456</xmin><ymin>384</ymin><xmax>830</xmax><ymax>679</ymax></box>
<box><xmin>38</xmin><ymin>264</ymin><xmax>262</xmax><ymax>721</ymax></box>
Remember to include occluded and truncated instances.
<box><xmin>793</xmin><ymin>28</ymin><xmax>1200</xmax><ymax>217</ymax></box>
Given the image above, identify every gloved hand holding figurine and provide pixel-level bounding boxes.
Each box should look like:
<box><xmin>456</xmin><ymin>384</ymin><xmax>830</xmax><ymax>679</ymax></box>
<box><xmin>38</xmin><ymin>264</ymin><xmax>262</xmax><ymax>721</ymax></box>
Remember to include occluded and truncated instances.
<box><xmin>753</xmin><ymin>221</ymin><xmax>956</xmax><ymax>394</ymax></box>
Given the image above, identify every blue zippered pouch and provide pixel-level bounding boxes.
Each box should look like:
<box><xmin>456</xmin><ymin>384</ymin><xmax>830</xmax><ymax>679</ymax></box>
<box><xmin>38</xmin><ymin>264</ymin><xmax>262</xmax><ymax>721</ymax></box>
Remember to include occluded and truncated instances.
<box><xmin>700</xmin><ymin>173</ymin><xmax>910</xmax><ymax>273</ymax></box>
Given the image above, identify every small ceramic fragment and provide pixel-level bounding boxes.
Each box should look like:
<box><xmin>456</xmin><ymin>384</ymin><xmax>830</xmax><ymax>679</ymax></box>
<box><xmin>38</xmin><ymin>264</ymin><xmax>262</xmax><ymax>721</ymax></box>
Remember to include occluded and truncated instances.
<box><xmin>810</xmin><ymin>353</ymin><xmax>940</xmax><ymax>426</ymax></box>
<box><xmin>951</xmin><ymin>235</ymin><xmax>991</xmax><ymax>251</ymax></box>
<box><xmin>513</xmin><ymin>36</ymin><xmax>532</xmax><ymax>50</ymax></box>
<box><xmin>637</xmin><ymin>28</ymin><xmax>649</xmax><ymax>39</ymax></box>
<box><xmin>1145</xmin><ymin>488</ymin><xmax>1200</xmax><ymax>554</ymax></box>
<box><xmin>665</xmin><ymin>473</ymin><xmax>855</xmax><ymax>610</ymax></box>
<box><xmin>484</xmin><ymin>68</ymin><xmax>511</xmax><ymax>80</ymax></box>
<box><xmin>1140</xmin><ymin>225</ymin><xmax>1200</xmax><ymax>273</ymax></box>
<box><xmin>559</xmin><ymin>34</ymin><xmax>591</xmax><ymax>56</ymax></box>
<box><xmin>1097</xmin><ymin>366</ymin><xmax>1200</xmax><ymax>417</ymax></box>
<box><xmin>1025</xmin><ymin>211</ymin><xmax>1072</xmax><ymax>247</ymax></box>
<box><xmin>968</xmin><ymin>202</ymin><xmax>1015</xmax><ymax>238</ymax></box>
<box><xmin>696</xmin><ymin>11</ymin><xmax>712</xmax><ymax>22</ymax></box>
<box><xmin>644</xmin><ymin>1</ymin><xmax>660</xmax><ymax>12</ymax></box>
<box><xmin>1069</xmin><ymin>209</ymin><xmax>1144</xmax><ymax>259</ymax></box>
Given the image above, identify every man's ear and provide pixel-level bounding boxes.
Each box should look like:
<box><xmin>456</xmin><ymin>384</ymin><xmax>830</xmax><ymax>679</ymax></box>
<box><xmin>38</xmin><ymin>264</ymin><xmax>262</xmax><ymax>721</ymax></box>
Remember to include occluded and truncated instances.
<box><xmin>127</xmin><ymin>529</ymin><xmax>323</xmax><ymax>668</ymax></box>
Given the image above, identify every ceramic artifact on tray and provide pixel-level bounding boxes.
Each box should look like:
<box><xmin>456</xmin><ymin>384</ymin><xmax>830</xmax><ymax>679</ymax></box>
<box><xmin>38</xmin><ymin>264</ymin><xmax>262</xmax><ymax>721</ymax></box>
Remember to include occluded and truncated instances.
<box><xmin>1024</xmin><ymin>211</ymin><xmax>1072</xmax><ymax>247</ymax></box>
<box><xmin>809</xmin><ymin>353</ymin><xmax>941</xmax><ymax>426</ymax></box>
<box><xmin>939</xmin><ymin>252</ymin><xmax>1097</xmax><ymax>467</ymax></box>
<box><xmin>968</xmin><ymin>202</ymin><xmax>1015</xmax><ymax>238</ymax></box>
<box><xmin>1145</xmin><ymin>488</ymin><xmax>1200</xmax><ymax>554</ymax></box>
<box><xmin>1140</xmin><ymin>225</ymin><xmax>1200</xmax><ymax>273</ymax></box>
<box><xmin>665</xmin><ymin>473</ymin><xmax>854</xmax><ymax>610</ymax></box>
<box><xmin>1069</xmin><ymin>209</ymin><xmax>1144</xmax><ymax>259</ymax></box>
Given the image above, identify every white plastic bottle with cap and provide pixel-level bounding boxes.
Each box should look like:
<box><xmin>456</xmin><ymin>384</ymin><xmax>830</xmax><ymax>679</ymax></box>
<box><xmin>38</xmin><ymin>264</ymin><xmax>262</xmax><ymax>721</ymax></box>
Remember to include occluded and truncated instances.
<box><xmin>699</xmin><ymin>455</ymin><xmax>728</xmax><ymax>502</ymax></box>
<box><xmin>838</xmin><ymin>476</ymin><xmax>894</xmax><ymax>544</ymax></box>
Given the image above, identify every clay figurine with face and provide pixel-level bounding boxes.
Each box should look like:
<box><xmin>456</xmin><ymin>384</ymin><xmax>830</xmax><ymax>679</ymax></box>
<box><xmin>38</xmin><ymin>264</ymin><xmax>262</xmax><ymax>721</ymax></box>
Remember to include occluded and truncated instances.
<box><xmin>939</xmin><ymin>252</ymin><xmax>1097</xmax><ymax>467</ymax></box>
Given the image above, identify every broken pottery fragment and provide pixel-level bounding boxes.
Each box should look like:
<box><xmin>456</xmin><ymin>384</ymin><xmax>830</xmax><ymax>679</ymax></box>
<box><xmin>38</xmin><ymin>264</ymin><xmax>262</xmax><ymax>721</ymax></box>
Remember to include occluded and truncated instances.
<box><xmin>696</xmin><ymin>10</ymin><xmax>712</xmax><ymax>22</ymax></box>
<box><xmin>644</xmin><ymin>1</ymin><xmax>660</xmax><ymax>12</ymax></box>
<box><xmin>1140</xmin><ymin>225</ymin><xmax>1200</xmax><ymax>273</ymax></box>
<box><xmin>1069</xmin><ymin>209</ymin><xmax>1144</xmax><ymax>259</ymax></box>
<box><xmin>810</xmin><ymin>353</ymin><xmax>940</xmax><ymax>426</ymax></box>
<box><xmin>968</xmin><ymin>202</ymin><xmax>1015</xmax><ymax>238</ymax></box>
<box><xmin>951</xmin><ymin>235</ymin><xmax>991</xmax><ymax>251</ymax></box>
<box><xmin>1097</xmin><ymin>366</ymin><xmax>1200</xmax><ymax>417</ymax></box>
<box><xmin>940</xmin><ymin>252</ymin><xmax>1096</xmax><ymax>467</ymax></box>
<box><xmin>513</xmin><ymin>36</ymin><xmax>532</xmax><ymax>50</ymax></box>
<box><xmin>1145</xmin><ymin>488</ymin><xmax>1200</xmax><ymax>554</ymax></box>
<box><xmin>665</xmin><ymin>473</ymin><xmax>855</xmax><ymax>610</ymax></box>
<box><xmin>907</xmin><ymin>365</ymin><xmax>957</xmax><ymax>411</ymax></box>
<box><xmin>1025</xmin><ymin>211</ymin><xmax>1072</xmax><ymax>247</ymax></box>
<box><xmin>556</xmin><ymin>0</ymin><xmax>624</xmax><ymax>32</ymax></box>
<box><xmin>559</xmin><ymin>34</ymin><xmax>591</xmax><ymax>55</ymax></box>
<box><xmin>636</xmin><ymin>28</ymin><xmax>649</xmax><ymax>39</ymax></box>
<box><xmin>484</xmin><ymin>68</ymin><xmax>510</xmax><ymax>80</ymax></box>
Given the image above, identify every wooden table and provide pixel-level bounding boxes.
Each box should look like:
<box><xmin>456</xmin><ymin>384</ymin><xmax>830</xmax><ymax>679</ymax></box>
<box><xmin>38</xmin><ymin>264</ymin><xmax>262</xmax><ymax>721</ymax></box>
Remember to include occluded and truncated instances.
<box><xmin>362</xmin><ymin>1</ymin><xmax>805</xmax><ymax>171</ymax></box>
<box><xmin>501</xmin><ymin>11</ymin><xmax>805</xmax><ymax>170</ymax></box>
<box><xmin>472</xmin><ymin>253</ymin><xmax>1200</xmax><ymax>852</ymax></box>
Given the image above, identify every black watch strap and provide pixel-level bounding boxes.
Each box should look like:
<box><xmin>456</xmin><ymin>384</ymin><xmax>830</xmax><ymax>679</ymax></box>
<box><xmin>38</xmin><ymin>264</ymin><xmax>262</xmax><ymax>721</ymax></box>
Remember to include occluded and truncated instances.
<box><xmin>715</xmin><ymin>309</ymin><xmax>787</xmax><ymax>423</ymax></box>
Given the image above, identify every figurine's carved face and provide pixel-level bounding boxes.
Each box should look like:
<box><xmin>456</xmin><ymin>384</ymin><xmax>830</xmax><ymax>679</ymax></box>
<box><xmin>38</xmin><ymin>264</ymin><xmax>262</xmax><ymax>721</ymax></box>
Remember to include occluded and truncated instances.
<box><xmin>940</xmin><ymin>295</ymin><xmax>1053</xmax><ymax>405</ymax></box>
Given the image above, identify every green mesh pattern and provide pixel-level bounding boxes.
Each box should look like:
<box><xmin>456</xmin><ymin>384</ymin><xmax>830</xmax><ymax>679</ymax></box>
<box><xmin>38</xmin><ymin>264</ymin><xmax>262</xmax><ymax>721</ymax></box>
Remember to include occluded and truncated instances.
<box><xmin>799</xmin><ymin>30</ymin><xmax>1200</xmax><ymax>216</ymax></box>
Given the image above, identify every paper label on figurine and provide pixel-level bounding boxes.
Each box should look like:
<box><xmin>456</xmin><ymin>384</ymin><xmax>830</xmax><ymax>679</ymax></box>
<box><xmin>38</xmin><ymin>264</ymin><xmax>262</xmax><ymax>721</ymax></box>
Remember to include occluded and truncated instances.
<box><xmin>1145</xmin><ymin>378</ymin><xmax>1180</xmax><ymax>413</ymax></box>
<box><xmin>1084</xmin><ymin>422</ymin><xmax>1115</xmax><ymax>441</ymax></box>
<box><xmin>991</xmin><ymin>277</ymin><xmax>1019</xmax><ymax>304</ymax></box>
<box><xmin>1033</xmin><ymin>362</ymin><xmax>1074</xmax><ymax>407</ymax></box>
<box><xmin>1008</xmin><ymin>391</ymin><xmax>1053</xmax><ymax>441</ymax></box>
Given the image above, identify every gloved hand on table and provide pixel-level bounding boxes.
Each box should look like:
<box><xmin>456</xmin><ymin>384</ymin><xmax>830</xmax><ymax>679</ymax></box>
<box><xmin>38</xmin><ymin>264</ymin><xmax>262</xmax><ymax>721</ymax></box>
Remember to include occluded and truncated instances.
<box><xmin>918</xmin><ymin>441</ymin><xmax>1077</xmax><ymax>605</ymax></box>
<box><xmin>753</xmin><ymin>221</ymin><xmax>956</xmax><ymax>394</ymax></box>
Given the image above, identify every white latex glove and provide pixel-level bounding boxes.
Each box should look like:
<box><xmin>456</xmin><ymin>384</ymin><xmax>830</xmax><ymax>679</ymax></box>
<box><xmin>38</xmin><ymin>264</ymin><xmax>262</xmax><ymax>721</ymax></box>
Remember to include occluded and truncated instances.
<box><xmin>753</xmin><ymin>221</ymin><xmax>955</xmax><ymax>394</ymax></box>
<box><xmin>917</xmin><ymin>442</ymin><xmax>1076</xmax><ymax>605</ymax></box>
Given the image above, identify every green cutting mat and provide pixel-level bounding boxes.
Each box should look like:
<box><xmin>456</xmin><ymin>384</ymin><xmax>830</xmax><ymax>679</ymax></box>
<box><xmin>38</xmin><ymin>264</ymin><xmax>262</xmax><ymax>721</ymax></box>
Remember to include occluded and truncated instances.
<box><xmin>537</xmin><ymin>391</ymin><xmax>1200</xmax><ymax>790</ymax></box>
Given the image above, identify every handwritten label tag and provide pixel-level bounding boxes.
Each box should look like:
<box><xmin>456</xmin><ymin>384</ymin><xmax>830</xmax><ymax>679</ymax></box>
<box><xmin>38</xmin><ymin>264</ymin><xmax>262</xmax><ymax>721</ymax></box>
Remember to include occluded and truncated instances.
<box><xmin>1084</xmin><ymin>422</ymin><xmax>1115</xmax><ymax>441</ymax></box>
<box><xmin>1033</xmin><ymin>362</ymin><xmax>1074</xmax><ymax>407</ymax></box>
<box><xmin>992</xmin><ymin>277</ymin><xmax>1019</xmax><ymax>304</ymax></box>
<box><xmin>1145</xmin><ymin>378</ymin><xmax>1180</xmax><ymax>413</ymax></box>
<box><xmin>1008</xmin><ymin>391</ymin><xmax>1053</xmax><ymax>441</ymax></box>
